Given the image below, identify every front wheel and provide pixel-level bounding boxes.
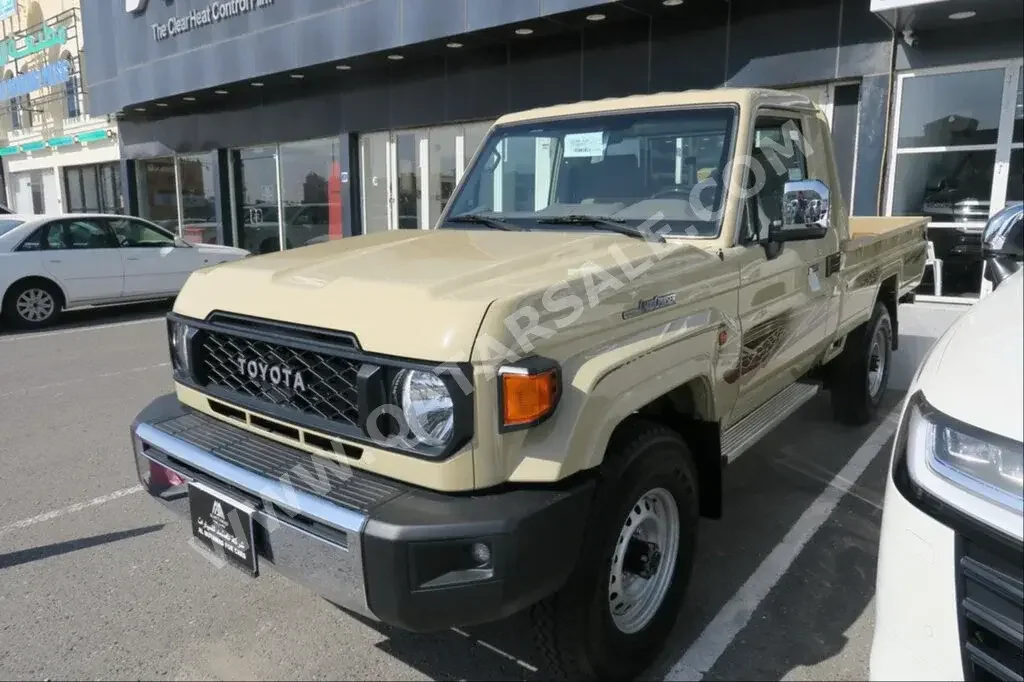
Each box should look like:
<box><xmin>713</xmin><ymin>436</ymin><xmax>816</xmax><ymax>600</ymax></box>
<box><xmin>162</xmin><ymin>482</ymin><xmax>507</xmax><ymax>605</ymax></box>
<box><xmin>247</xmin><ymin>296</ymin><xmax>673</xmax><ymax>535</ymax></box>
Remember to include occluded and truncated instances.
<box><xmin>532</xmin><ymin>419</ymin><xmax>699</xmax><ymax>680</ymax></box>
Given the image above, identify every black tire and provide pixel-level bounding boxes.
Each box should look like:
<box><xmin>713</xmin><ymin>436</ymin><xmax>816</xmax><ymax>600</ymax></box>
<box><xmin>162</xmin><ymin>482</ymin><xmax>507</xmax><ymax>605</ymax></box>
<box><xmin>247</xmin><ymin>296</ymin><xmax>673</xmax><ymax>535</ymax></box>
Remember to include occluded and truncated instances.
<box><xmin>2</xmin><ymin>279</ymin><xmax>63</xmax><ymax>330</ymax></box>
<box><xmin>829</xmin><ymin>301</ymin><xmax>892</xmax><ymax>426</ymax></box>
<box><xmin>531</xmin><ymin>418</ymin><xmax>700</xmax><ymax>681</ymax></box>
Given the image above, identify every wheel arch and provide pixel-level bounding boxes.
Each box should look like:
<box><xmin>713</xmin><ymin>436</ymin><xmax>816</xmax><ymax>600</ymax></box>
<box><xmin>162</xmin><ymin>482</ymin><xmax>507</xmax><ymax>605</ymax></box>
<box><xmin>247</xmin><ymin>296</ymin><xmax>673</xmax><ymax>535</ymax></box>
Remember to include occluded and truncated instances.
<box><xmin>2</xmin><ymin>274</ymin><xmax>68</xmax><ymax>314</ymax></box>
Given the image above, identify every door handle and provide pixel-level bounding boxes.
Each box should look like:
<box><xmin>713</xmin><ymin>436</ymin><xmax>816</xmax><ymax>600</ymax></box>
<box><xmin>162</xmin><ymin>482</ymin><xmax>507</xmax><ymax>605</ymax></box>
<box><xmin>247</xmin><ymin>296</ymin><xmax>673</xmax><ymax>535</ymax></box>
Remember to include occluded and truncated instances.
<box><xmin>47</xmin><ymin>259</ymin><xmax>62</xmax><ymax>263</ymax></box>
<box><xmin>126</xmin><ymin>256</ymin><xmax>140</xmax><ymax>261</ymax></box>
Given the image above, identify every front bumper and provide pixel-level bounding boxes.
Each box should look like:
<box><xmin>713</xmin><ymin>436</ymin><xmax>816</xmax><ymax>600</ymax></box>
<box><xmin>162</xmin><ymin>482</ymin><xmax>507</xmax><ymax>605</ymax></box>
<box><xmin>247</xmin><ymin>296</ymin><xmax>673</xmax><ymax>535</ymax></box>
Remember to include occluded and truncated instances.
<box><xmin>871</xmin><ymin>460</ymin><xmax>1024</xmax><ymax>681</ymax></box>
<box><xmin>131</xmin><ymin>394</ymin><xmax>594</xmax><ymax>632</ymax></box>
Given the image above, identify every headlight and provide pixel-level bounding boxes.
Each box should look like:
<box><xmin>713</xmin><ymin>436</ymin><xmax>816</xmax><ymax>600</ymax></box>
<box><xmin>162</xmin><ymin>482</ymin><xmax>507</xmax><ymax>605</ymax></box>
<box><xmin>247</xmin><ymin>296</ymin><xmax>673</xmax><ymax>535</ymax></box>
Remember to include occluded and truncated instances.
<box><xmin>396</xmin><ymin>369</ymin><xmax>455</xmax><ymax>448</ymax></box>
<box><xmin>906</xmin><ymin>399</ymin><xmax>1023</xmax><ymax>514</ymax></box>
<box><xmin>167</xmin><ymin>318</ymin><xmax>196</xmax><ymax>378</ymax></box>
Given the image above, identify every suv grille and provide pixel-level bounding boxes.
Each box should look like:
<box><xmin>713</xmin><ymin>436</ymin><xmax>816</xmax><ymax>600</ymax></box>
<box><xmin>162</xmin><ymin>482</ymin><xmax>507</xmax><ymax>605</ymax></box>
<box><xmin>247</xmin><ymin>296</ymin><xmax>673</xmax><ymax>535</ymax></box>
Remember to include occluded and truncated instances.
<box><xmin>958</xmin><ymin>536</ymin><xmax>1024</xmax><ymax>682</ymax></box>
<box><xmin>198</xmin><ymin>327</ymin><xmax>361</xmax><ymax>427</ymax></box>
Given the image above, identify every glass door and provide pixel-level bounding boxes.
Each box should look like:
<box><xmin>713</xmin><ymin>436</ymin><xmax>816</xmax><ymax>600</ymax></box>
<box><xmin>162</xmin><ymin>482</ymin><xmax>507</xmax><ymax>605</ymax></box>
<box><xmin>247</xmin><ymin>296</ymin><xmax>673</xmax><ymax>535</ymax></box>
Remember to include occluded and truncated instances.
<box><xmin>357</xmin><ymin>120</ymin><xmax>496</xmax><ymax>235</ymax></box>
<box><xmin>360</xmin><ymin>131</ymin><xmax>392</xmax><ymax>235</ymax></box>
<box><xmin>886</xmin><ymin>59</ymin><xmax>1023</xmax><ymax>300</ymax></box>
<box><xmin>237</xmin><ymin>145</ymin><xmax>282</xmax><ymax>254</ymax></box>
<box><xmin>393</xmin><ymin>130</ymin><xmax>423</xmax><ymax>229</ymax></box>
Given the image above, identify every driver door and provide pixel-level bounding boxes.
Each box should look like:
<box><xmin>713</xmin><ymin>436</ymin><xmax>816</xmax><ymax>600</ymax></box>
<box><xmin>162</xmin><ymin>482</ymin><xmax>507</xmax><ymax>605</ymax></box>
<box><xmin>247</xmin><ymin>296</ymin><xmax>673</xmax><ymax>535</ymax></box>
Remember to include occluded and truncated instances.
<box><xmin>107</xmin><ymin>217</ymin><xmax>200</xmax><ymax>297</ymax></box>
<box><xmin>728</xmin><ymin>111</ymin><xmax>840</xmax><ymax>425</ymax></box>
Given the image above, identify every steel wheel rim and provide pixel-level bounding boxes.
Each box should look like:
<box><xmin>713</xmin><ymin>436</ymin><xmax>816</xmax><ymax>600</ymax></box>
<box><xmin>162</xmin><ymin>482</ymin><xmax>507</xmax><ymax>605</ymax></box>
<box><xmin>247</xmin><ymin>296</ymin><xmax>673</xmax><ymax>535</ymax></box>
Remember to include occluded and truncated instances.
<box><xmin>608</xmin><ymin>486</ymin><xmax>680</xmax><ymax>635</ymax></box>
<box><xmin>15</xmin><ymin>288</ymin><xmax>55</xmax><ymax>322</ymax></box>
<box><xmin>867</xmin><ymin>324</ymin><xmax>887</xmax><ymax>398</ymax></box>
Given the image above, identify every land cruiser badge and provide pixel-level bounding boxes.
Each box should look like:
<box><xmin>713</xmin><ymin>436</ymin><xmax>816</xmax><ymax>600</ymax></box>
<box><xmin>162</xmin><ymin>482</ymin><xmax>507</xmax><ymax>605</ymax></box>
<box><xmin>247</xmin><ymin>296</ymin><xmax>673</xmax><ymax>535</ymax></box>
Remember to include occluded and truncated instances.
<box><xmin>235</xmin><ymin>356</ymin><xmax>307</xmax><ymax>393</ymax></box>
<box><xmin>622</xmin><ymin>293</ymin><xmax>677</xmax><ymax>320</ymax></box>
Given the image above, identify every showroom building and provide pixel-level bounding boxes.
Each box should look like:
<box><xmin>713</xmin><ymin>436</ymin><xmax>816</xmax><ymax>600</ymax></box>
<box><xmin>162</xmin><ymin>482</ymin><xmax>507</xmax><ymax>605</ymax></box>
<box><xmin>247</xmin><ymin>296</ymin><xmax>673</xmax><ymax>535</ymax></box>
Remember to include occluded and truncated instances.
<box><xmin>1</xmin><ymin>0</ymin><xmax>124</xmax><ymax>215</ymax></box>
<box><xmin>81</xmin><ymin>0</ymin><xmax>1021</xmax><ymax>299</ymax></box>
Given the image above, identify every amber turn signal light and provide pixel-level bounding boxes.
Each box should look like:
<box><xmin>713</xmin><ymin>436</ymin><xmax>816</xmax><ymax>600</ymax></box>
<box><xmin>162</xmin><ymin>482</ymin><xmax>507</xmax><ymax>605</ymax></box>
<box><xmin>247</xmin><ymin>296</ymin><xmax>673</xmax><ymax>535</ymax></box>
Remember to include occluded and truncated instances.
<box><xmin>499</xmin><ymin>366</ymin><xmax>560</xmax><ymax>429</ymax></box>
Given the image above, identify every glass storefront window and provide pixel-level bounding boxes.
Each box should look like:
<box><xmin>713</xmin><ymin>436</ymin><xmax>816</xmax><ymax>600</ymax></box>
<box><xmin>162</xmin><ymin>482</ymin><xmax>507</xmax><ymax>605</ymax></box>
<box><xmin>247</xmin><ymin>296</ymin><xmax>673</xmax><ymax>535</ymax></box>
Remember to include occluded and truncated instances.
<box><xmin>278</xmin><ymin>137</ymin><xmax>344</xmax><ymax>249</ymax></box>
<box><xmin>136</xmin><ymin>158</ymin><xmax>179</xmax><ymax>232</ymax></box>
<box><xmin>395</xmin><ymin>131</ymin><xmax>421</xmax><ymax>229</ymax></box>
<box><xmin>357</xmin><ymin>120</ymin><xmax>495</xmax><ymax>236</ymax></box>
<box><xmin>360</xmin><ymin>132</ymin><xmax>390</xmax><ymax>235</ymax></box>
<box><xmin>177</xmin><ymin>153</ymin><xmax>219</xmax><ymax>244</ymax></box>
<box><xmin>237</xmin><ymin>145</ymin><xmax>281</xmax><ymax>254</ymax></box>
<box><xmin>63</xmin><ymin>162</ymin><xmax>122</xmax><ymax>214</ymax></box>
<box><xmin>897</xmin><ymin>69</ymin><xmax>1005</xmax><ymax>148</ymax></box>
<box><xmin>428</xmin><ymin>126</ymin><xmax>457</xmax><ymax>227</ymax></box>
<box><xmin>888</xmin><ymin>60</ymin><xmax>1024</xmax><ymax>299</ymax></box>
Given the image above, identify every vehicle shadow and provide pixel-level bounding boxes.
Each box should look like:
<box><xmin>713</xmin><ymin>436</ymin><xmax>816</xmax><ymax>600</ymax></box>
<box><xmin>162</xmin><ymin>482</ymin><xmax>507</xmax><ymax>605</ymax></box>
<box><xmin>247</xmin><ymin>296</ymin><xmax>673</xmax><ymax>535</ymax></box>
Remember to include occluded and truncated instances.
<box><xmin>0</xmin><ymin>524</ymin><xmax>165</xmax><ymax>570</ymax></box>
<box><xmin>0</xmin><ymin>299</ymin><xmax>173</xmax><ymax>337</ymax></box>
<box><xmin>330</xmin><ymin>391</ymin><xmax>901</xmax><ymax>682</ymax></box>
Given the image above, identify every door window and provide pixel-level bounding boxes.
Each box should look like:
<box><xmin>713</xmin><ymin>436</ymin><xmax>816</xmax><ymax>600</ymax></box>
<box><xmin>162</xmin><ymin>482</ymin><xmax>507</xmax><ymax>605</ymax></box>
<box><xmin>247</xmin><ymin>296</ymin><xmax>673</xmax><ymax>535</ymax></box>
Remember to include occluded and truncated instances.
<box><xmin>741</xmin><ymin>115</ymin><xmax>809</xmax><ymax>243</ymax></box>
<box><xmin>107</xmin><ymin>218</ymin><xmax>178</xmax><ymax>248</ymax></box>
<box><xmin>59</xmin><ymin>220</ymin><xmax>119</xmax><ymax>249</ymax></box>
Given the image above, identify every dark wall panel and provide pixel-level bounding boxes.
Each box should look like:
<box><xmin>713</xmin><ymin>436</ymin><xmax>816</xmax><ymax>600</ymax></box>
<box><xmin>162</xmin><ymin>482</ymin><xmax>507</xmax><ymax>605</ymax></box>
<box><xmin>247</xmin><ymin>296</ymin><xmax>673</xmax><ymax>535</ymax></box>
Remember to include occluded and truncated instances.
<box><xmin>831</xmin><ymin>82</ymin><xmax>861</xmax><ymax>210</ymax></box>
<box><xmin>444</xmin><ymin>46</ymin><xmax>511</xmax><ymax>123</ymax></box>
<box><xmin>650</xmin><ymin>26</ymin><xmax>728</xmax><ymax>92</ymax></box>
<box><xmin>581</xmin><ymin>19</ymin><xmax>651</xmax><ymax>100</ymax></box>
<box><xmin>837</xmin><ymin>0</ymin><xmax>892</xmax><ymax>78</ymax></box>
<box><xmin>508</xmin><ymin>36</ymin><xmax>583</xmax><ymax>111</ymax></box>
<box><xmin>852</xmin><ymin>74</ymin><xmax>890</xmax><ymax>216</ymax></box>
<box><xmin>727</xmin><ymin>0</ymin><xmax>842</xmax><ymax>86</ymax></box>
<box><xmin>390</xmin><ymin>58</ymin><xmax>449</xmax><ymax>129</ymax></box>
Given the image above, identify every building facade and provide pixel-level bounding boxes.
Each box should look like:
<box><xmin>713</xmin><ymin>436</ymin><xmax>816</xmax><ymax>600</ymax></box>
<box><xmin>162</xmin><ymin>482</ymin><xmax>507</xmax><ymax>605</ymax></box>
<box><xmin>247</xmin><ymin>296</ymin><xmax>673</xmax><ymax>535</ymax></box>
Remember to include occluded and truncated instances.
<box><xmin>81</xmin><ymin>0</ymin><xmax>1021</xmax><ymax>298</ymax></box>
<box><xmin>1</xmin><ymin>0</ymin><xmax>123</xmax><ymax>215</ymax></box>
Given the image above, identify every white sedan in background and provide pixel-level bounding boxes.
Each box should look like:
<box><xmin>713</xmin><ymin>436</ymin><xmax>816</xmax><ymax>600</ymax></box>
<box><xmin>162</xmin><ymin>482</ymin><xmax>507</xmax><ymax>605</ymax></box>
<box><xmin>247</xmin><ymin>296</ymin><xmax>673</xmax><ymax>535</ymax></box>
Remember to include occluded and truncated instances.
<box><xmin>0</xmin><ymin>213</ymin><xmax>249</xmax><ymax>329</ymax></box>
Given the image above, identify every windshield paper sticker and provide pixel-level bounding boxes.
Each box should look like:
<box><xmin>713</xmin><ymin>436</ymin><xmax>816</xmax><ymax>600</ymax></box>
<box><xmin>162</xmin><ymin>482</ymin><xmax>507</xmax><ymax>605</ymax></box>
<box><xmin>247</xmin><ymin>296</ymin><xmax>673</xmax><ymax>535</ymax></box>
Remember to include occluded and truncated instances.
<box><xmin>564</xmin><ymin>132</ymin><xmax>606</xmax><ymax>158</ymax></box>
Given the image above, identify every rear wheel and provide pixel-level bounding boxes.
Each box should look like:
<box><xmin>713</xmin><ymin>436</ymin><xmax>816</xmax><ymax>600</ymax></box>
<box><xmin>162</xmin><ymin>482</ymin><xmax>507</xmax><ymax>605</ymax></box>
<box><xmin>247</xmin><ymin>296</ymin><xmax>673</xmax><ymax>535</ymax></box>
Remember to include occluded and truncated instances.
<box><xmin>3</xmin><ymin>280</ymin><xmax>63</xmax><ymax>330</ymax></box>
<box><xmin>829</xmin><ymin>301</ymin><xmax>892</xmax><ymax>426</ymax></box>
<box><xmin>532</xmin><ymin>419</ymin><xmax>699</xmax><ymax>680</ymax></box>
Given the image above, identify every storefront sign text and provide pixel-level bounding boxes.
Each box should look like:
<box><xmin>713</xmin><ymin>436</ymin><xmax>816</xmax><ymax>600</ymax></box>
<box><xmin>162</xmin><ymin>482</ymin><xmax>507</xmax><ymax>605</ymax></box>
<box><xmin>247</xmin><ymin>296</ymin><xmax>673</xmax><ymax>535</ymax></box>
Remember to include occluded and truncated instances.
<box><xmin>0</xmin><ymin>61</ymin><xmax>70</xmax><ymax>100</ymax></box>
<box><xmin>1</xmin><ymin>24</ymin><xmax>68</xmax><ymax>67</ymax></box>
<box><xmin>151</xmin><ymin>0</ymin><xmax>274</xmax><ymax>41</ymax></box>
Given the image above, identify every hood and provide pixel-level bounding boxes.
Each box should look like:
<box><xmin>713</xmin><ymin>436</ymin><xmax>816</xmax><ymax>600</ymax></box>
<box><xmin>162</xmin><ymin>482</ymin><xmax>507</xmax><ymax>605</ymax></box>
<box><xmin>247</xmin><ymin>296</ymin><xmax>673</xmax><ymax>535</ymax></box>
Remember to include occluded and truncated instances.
<box><xmin>193</xmin><ymin>243</ymin><xmax>250</xmax><ymax>257</ymax></box>
<box><xmin>916</xmin><ymin>270</ymin><xmax>1024</xmax><ymax>443</ymax></box>
<box><xmin>172</xmin><ymin>229</ymin><xmax>708</xmax><ymax>361</ymax></box>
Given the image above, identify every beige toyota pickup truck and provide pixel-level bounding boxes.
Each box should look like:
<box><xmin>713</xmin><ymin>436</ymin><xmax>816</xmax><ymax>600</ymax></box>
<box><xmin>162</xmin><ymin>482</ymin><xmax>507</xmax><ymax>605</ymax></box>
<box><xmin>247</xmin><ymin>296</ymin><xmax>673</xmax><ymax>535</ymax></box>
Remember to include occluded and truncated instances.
<box><xmin>131</xmin><ymin>88</ymin><xmax>927</xmax><ymax>680</ymax></box>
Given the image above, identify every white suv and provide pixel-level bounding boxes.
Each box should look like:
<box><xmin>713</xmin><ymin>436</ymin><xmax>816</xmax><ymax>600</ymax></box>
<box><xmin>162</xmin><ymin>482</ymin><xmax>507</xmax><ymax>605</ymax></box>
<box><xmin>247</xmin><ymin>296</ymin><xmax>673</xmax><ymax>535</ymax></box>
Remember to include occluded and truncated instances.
<box><xmin>870</xmin><ymin>269</ymin><xmax>1023</xmax><ymax>681</ymax></box>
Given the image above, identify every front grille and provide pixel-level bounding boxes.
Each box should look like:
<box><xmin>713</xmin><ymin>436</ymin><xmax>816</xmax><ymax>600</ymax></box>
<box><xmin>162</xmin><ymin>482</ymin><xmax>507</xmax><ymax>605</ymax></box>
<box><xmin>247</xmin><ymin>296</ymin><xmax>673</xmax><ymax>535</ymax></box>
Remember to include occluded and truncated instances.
<box><xmin>197</xmin><ymin>327</ymin><xmax>361</xmax><ymax>427</ymax></box>
<box><xmin>958</xmin><ymin>535</ymin><xmax>1024</xmax><ymax>682</ymax></box>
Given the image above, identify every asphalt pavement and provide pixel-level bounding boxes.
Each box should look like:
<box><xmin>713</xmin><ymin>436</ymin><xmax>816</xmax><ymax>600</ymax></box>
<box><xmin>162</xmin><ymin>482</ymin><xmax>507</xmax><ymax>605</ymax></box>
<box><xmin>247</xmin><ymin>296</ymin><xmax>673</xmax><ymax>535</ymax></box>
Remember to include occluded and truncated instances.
<box><xmin>0</xmin><ymin>302</ymin><xmax>903</xmax><ymax>681</ymax></box>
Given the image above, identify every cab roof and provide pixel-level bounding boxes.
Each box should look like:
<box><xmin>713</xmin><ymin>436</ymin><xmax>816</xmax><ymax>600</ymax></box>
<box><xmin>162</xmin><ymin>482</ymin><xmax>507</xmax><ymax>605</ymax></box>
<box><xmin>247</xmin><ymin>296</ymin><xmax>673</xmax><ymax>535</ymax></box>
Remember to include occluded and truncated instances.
<box><xmin>494</xmin><ymin>87</ymin><xmax>818</xmax><ymax>126</ymax></box>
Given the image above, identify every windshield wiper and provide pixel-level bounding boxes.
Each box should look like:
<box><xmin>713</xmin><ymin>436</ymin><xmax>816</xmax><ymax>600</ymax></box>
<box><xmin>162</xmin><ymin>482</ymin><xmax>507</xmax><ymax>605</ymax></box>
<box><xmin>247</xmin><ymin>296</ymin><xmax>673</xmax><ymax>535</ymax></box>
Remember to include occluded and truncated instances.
<box><xmin>538</xmin><ymin>215</ymin><xmax>665</xmax><ymax>243</ymax></box>
<box><xmin>445</xmin><ymin>213</ymin><xmax>524</xmax><ymax>231</ymax></box>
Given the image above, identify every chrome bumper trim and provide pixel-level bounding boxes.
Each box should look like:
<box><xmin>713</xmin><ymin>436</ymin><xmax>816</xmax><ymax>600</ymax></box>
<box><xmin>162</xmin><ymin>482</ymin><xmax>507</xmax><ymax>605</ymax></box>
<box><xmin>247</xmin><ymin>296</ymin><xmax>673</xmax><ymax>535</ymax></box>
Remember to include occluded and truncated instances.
<box><xmin>134</xmin><ymin>422</ymin><xmax>367</xmax><ymax>534</ymax></box>
<box><xmin>133</xmin><ymin>421</ymin><xmax>372</xmax><ymax>617</ymax></box>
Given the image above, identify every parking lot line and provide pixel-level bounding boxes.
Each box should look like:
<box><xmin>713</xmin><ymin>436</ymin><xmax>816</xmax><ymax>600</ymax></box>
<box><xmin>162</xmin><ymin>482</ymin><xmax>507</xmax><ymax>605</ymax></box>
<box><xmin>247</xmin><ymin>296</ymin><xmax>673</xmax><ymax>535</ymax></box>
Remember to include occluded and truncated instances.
<box><xmin>0</xmin><ymin>485</ymin><xmax>142</xmax><ymax>537</ymax></box>
<box><xmin>664</xmin><ymin>405</ymin><xmax>903</xmax><ymax>681</ymax></box>
<box><xmin>0</xmin><ymin>317</ymin><xmax>164</xmax><ymax>343</ymax></box>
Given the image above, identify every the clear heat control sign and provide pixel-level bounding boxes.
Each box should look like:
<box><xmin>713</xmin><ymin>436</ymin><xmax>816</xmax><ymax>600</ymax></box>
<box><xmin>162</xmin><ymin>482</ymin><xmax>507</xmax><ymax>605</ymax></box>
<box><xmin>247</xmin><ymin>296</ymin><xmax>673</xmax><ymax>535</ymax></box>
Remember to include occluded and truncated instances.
<box><xmin>133</xmin><ymin>0</ymin><xmax>276</xmax><ymax>42</ymax></box>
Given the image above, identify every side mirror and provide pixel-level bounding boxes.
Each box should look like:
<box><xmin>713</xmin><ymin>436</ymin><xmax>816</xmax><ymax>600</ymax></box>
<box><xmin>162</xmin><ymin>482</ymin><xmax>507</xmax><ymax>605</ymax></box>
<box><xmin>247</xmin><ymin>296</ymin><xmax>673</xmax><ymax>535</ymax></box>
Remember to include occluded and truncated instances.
<box><xmin>981</xmin><ymin>202</ymin><xmax>1023</xmax><ymax>289</ymax></box>
<box><xmin>769</xmin><ymin>179</ymin><xmax>831</xmax><ymax>242</ymax></box>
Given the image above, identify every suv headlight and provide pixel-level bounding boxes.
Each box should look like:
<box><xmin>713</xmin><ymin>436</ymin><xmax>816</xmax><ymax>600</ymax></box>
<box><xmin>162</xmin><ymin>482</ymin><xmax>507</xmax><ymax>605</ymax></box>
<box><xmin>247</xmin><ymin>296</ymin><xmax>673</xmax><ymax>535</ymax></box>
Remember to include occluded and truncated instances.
<box><xmin>905</xmin><ymin>396</ymin><xmax>1023</xmax><ymax>515</ymax></box>
<box><xmin>167</xmin><ymin>317</ymin><xmax>197</xmax><ymax>379</ymax></box>
<box><xmin>395</xmin><ymin>369</ymin><xmax>455</xmax><ymax>447</ymax></box>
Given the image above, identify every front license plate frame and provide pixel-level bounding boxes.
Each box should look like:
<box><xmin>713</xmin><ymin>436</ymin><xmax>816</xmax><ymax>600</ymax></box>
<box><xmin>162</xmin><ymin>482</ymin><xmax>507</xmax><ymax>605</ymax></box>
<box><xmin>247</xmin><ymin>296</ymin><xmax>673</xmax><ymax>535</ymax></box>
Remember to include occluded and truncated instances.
<box><xmin>188</xmin><ymin>481</ymin><xmax>259</xmax><ymax>576</ymax></box>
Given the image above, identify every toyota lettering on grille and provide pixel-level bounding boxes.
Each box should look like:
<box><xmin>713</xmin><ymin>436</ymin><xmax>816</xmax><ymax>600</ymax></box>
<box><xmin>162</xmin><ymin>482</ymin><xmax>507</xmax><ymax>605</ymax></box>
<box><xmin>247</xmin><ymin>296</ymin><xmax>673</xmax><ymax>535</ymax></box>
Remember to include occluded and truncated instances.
<box><xmin>235</xmin><ymin>355</ymin><xmax>307</xmax><ymax>393</ymax></box>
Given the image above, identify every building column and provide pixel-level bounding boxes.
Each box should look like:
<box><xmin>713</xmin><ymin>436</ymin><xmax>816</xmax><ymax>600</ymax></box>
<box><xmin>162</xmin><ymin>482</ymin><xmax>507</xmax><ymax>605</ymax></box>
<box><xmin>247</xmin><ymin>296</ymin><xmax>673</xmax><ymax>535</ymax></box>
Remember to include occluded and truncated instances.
<box><xmin>120</xmin><ymin>159</ymin><xmax>139</xmax><ymax>216</ymax></box>
<box><xmin>851</xmin><ymin>74</ymin><xmax>891</xmax><ymax>217</ymax></box>
<box><xmin>214</xmin><ymin>149</ymin><xmax>233</xmax><ymax>246</ymax></box>
<box><xmin>341</xmin><ymin>132</ymin><xmax>359</xmax><ymax>237</ymax></box>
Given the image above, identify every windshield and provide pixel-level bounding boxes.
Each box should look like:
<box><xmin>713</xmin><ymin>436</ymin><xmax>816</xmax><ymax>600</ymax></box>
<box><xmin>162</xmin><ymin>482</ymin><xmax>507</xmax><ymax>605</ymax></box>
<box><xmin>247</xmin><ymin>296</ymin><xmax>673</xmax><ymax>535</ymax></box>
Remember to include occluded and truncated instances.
<box><xmin>444</xmin><ymin>106</ymin><xmax>737</xmax><ymax>237</ymax></box>
<box><xmin>0</xmin><ymin>219</ymin><xmax>25</xmax><ymax>237</ymax></box>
